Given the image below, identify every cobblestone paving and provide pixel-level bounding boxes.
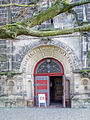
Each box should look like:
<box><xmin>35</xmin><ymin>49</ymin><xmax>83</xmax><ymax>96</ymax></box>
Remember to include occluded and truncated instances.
<box><xmin>0</xmin><ymin>108</ymin><xmax>90</xmax><ymax>120</ymax></box>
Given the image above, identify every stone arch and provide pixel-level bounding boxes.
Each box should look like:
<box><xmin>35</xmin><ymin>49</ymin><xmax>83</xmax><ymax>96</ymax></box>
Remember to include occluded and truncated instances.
<box><xmin>19</xmin><ymin>44</ymin><xmax>78</xmax><ymax>100</ymax></box>
<box><xmin>16</xmin><ymin>39</ymin><xmax>80</xmax><ymax>71</ymax></box>
<box><xmin>20</xmin><ymin>45</ymin><xmax>74</xmax><ymax>74</ymax></box>
<box><xmin>34</xmin><ymin>58</ymin><xmax>64</xmax><ymax>74</ymax></box>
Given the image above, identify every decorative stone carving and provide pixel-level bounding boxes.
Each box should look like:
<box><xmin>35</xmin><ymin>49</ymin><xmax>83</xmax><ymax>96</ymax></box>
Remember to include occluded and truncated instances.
<box><xmin>7</xmin><ymin>81</ymin><xmax>15</xmax><ymax>95</ymax></box>
<box><xmin>81</xmin><ymin>78</ymin><xmax>90</xmax><ymax>94</ymax></box>
<box><xmin>20</xmin><ymin>45</ymin><xmax>75</xmax><ymax>74</ymax></box>
<box><xmin>13</xmin><ymin>40</ymin><xmax>80</xmax><ymax>71</ymax></box>
<box><xmin>36</xmin><ymin>58</ymin><xmax>63</xmax><ymax>73</ymax></box>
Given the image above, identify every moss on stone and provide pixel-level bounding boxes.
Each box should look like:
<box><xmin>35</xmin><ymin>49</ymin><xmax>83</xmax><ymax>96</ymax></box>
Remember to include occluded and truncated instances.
<box><xmin>0</xmin><ymin>54</ymin><xmax>7</xmax><ymax>62</ymax></box>
<box><xmin>0</xmin><ymin>0</ymin><xmax>90</xmax><ymax>39</ymax></box>
<box><xmin>88</xmin><ymin>51</ymin><xmax>90</xmax><ymax>61</ymax></box>
<box><xmin>80</xmin><ymin>70</ymin><xmax>90</xmax><ymax>78</ymax></box>
<box><xmin>84</xmin><ymin>98</ymin><xmax>90</xmax><ymax>103</ymax></box>
<box><xmin>0</xmin><ymin>71</ymin><xmax>22</xmax><ymax>78</ymax></box>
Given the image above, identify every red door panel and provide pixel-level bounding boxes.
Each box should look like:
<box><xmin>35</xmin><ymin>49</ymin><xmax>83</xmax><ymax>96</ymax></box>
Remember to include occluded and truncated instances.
<box><xmin>35</xmin><ymin>76</ymin><xmax>49</xmax><ymax>105</ymax></box>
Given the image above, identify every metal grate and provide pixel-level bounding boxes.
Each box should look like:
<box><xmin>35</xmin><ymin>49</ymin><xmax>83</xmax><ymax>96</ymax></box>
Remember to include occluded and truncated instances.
<box><xmin>36</xmin><ymin>58</ymin><xmax>63</xmax><ymax>73</ymax></box>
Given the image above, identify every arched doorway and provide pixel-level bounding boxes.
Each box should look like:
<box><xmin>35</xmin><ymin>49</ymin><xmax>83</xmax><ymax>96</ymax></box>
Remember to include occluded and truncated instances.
<box><xmin>34</xmin><ymin>58</ymin><xmax>66</xmax><ymax>107</ymax></box>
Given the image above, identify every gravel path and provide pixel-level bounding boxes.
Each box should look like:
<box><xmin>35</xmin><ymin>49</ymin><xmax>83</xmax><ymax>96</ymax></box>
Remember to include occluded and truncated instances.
<box><xmin>0</xmin><ymin>108</ymin><xmax>90</xmax><ymax>120</ymax></box>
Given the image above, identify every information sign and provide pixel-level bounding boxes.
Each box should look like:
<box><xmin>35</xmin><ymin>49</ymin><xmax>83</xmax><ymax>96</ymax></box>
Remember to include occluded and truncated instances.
<box><xmin>38</xmin><ymin>94</ymin><xmax>46</xmax><ymax>107</ymax></box>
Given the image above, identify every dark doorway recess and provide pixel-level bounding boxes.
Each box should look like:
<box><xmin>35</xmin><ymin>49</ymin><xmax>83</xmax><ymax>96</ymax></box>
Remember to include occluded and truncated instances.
<box><xmin>50</xmin><ymin>76</ymin><xmax>63</xmax><ymax>105</ymax></box>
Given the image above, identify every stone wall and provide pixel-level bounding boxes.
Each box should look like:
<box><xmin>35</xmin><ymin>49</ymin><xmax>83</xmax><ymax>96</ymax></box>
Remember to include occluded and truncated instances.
<box><xmin>72</xmin><ymin>94</ymin><xmax>90</xmax><ymax>108</ymax></box>
<box><xmin>0</xmin><ymin>74</ymin><xmax>32</xmax><ymax>107</ymax></box>
<box><xmin>72</xmin><ymin>73</ymin><xmax>90</xmax><ymax>108</ymax></box>
<box><xmin>0</xmin><ymin>0</ymin><xmax>90</xmax><ymax>108</ymax></box>
<box><xmin>0</xmin><ymin>0</ymin><xmax>90</xmax><ymax>72</ymax></box>
<box><xmin>0</xmin><ymin>40</ymin><xmax>8</xmax><ymax>72</ymax></box>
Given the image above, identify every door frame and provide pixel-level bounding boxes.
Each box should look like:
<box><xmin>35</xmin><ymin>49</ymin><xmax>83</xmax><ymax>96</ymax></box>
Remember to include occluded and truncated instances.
<box><xmin>50</xmin><ymin>76</ymin><xmax>64</xmax><ymax>105</ymax></box>
<box><xmin>34</xmin><ymin>58</ymin><xmax>66</xmax><ymax>107</ymax></box>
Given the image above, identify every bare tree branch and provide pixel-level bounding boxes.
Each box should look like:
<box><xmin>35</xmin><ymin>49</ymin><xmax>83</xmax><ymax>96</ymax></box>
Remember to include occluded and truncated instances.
<box><xmin>25</xmin><ymin>24</ymin><xmax>90</xmax><ymax>37</ymax></box>
<box><xmin>0</xmin><ymin>0</ymin><xmax>90</xmax><ymax>39</ymax></box>
<box><xmin>19</xmin><ymin>0</ymin><xmax>90</xmax><ymax>28</ymax></box>
<box><xmin>15</xmin><ymin>24</ymin><xmax>90</xmax><ymax>37</ymax></box>
<box><xmin>68</xmin><ymin>9</ymin><xmax>81</xmax><ymax>26</ymax></box>
<box><xmin>0</xmin><ymin>24</ymin><xmax>90</xmax><ymax>39</ymax></box>
<box><xmin>0</xmin><ymin>3</ymin><xmax>39</xmax><ymax>7</ymax></box>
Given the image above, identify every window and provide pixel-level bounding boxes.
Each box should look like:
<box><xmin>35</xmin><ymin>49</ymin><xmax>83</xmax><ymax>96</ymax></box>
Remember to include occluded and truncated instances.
<box><xmin>36</xmin><ymin>58</ymin><xmax>63</xmax><ymax>74</ymax></box>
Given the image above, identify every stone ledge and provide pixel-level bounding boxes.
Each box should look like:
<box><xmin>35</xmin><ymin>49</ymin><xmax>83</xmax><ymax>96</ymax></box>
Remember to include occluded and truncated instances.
<box><xmin>72</xmin><ymin>94</ymin><xmax>90</xmax><ymax>108</ymax></box>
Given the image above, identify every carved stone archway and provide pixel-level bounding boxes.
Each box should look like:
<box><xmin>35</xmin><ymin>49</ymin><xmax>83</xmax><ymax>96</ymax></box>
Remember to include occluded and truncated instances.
<box><xmin>20</xmin><ymin>45</ymin><xmax>74</xmax><ymax>74</ymax></box>
<box><xmin>15</xmin><ymin>39</ymin><xmax>80</xmax><ymax>71</ymax></box>
<box><xmin>20</xmin><ymin>45</ymin><xmax>78</xmax><ymax>101</ymax></box>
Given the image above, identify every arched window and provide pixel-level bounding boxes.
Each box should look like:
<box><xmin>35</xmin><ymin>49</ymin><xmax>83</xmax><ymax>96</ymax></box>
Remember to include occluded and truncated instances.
<box><xmin>35</xmin><ymin>58</ymin><xmax>64</xmax><ymax>74</ymax></box>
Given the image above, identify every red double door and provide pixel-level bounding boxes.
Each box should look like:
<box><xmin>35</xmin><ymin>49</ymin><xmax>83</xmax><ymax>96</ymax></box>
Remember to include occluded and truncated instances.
<box><xmin>34</xmin><ymin>58</ymin><xmax>65</xmax><ymax>106</ymax></box>
<box><xmin>35</xmin><ymin>75</ymin><xmax>66</xmax><ymax>107</ymax></box>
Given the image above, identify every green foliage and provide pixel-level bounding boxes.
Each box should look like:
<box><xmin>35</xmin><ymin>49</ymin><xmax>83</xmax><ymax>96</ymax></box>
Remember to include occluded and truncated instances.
<box><xmin>84</xmin><ymin>98</ymin><xmax>90</xmax><ymax>103</ymax></box>
<box><xmin>0</xmin><ymin>0</ymin><xmax>90</xmax><ymax>39</ymax></box>
<box><xmin>88</xmin><ymin>51</ymin><xmax>90</xmax><ymax>61</ymax></box>
<box><xmin>0</xmin><ymin>54</ymin><xmax>7</xmax><ymax>62</ymax></box>
<box><xmin>0</xmin><ymin>71</ymin><xmax>22</xmax><ymax>78</ymax></box>
<box><xmin>80</xmin><ymin>70</ymin><xmax>90</xmax><ymax>78</ymax></box>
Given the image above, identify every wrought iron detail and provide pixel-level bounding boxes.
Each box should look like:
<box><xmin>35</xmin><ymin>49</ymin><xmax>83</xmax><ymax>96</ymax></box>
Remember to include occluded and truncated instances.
<box><xmin>36</xmin><ymin>58</ymin><xmax>63</xmax><ymax>73</ymax></box>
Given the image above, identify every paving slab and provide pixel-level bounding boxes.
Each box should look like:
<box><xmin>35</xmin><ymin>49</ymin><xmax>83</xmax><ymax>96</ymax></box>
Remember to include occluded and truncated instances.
<box><xmin>0</xmin><ymin>108</ymin><xmax>90</xmax><ymax>120</ymax></box>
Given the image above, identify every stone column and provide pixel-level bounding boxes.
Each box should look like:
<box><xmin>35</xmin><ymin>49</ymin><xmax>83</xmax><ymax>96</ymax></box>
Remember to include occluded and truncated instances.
<box><xmin>27</xmin><ymin>80</ymin><xmax>32</xmax><ymax>100</ymax></box>
<box><xmin>81</xmin><ymin>5</ymin><xmax>88</xmax><ymax>69</ymax></box>
<box><xmin>7</xmin><ymin>40</ymin><xmax>13</xmax><ymax>71</ymax></box>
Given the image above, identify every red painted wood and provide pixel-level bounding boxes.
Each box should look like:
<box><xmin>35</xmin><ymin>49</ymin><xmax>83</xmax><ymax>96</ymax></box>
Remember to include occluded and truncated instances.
<box><xmin>37</xmin><ymin>85</ymin><xmax>47</xmax><ymax>90</ymax></box>
<box><xmin>49</xmin><ymin>76</ymin><xmax>50</xmax><ymax>105</ymax></box>
<box><xmin>34</xmin><ymin>58</ymin><xmax>65</xmax><ymax>106</ymax></box>
<box><xmin>37</xmin><ymin>80</ymin><xmax>47</xmax><ymax>84</ymax></box>
<box><xmin>34</xmin><ymin>74</ymin><xmax>35</xmax><ymax>105</ymax></box>
<box><xmin>65</xmin><ymin>76</ymin><xmax>66</xmax><ymax>107</ymax></box>
<box><xmin>35</xmin><ymin>73</ymin><xmax>63</xmax><ymax>76</ymax></box>
<box><xmin>36</xmin><ymin>78</ymin><xmax>48</xmax><ymax>102</ymax></box>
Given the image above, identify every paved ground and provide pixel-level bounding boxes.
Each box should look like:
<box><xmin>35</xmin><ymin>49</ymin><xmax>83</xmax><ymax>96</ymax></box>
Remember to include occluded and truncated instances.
<box><xmin>0</xmin><ymin>108</ymin><xmax>90</xmax><ymax>120</ymax></box>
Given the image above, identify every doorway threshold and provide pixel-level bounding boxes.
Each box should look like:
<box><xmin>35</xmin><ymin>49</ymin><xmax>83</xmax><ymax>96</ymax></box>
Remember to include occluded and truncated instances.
<box><xmin>50</xmin><ymin>103</ymin><xmax>63</xmax><ymax>108</ymax></box>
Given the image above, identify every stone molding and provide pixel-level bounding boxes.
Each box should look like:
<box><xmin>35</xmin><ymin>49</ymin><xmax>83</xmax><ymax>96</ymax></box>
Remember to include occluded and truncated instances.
<box><xmin>18</xmin><ymin>39</ymin><xmax>80</xmax><ymax>73</ymax></box>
